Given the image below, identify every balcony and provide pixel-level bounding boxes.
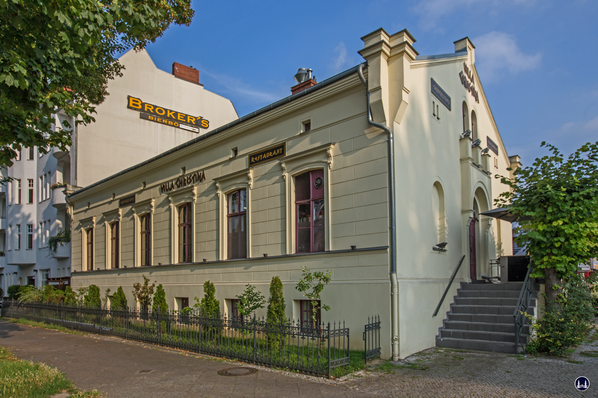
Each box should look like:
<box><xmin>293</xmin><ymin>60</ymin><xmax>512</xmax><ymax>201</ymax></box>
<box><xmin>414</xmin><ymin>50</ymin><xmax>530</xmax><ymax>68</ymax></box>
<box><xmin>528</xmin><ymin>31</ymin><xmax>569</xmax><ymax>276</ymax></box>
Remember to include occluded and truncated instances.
<box><xmin>52</xmin><ymin>185</ymin><xmax>67</xmax><ymax>209</ymax></box>
<box><xmin>0</xmin><ymin>255</ymin><xmax>6</xmax><ymax>268</ymax></box>
<box><xmin>52</xmin><ymin>146</ymin><xmax>70</xmax><ymax>162</ymax></box>
<box><xmin>53</xmin><ymin>242</ymin><xmax>70</xmax><ymax>259</ymax></box>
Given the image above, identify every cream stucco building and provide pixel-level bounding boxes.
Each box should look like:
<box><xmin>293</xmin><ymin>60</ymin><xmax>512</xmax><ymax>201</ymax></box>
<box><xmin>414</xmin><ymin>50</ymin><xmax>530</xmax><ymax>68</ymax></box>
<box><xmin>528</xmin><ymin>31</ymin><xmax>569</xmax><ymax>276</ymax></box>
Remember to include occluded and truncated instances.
<box><xmin>68</xmin><ymin>29</ymin><xmax>517</xmax><ymax>360</ymax></box>
<box><xmin>0</xmin><ymin>49</ymin><xmax>237</xmax><ymax>295</ymax></box>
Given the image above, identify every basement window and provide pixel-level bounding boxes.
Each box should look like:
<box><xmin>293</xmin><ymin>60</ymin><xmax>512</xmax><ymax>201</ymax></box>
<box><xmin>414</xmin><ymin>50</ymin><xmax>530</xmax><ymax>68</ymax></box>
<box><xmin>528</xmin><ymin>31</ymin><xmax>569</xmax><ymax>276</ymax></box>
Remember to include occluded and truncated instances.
<box><xmin>302</xmin><ymin>120</ymin><xmax>311</xmax><ymax>133</ymax></box>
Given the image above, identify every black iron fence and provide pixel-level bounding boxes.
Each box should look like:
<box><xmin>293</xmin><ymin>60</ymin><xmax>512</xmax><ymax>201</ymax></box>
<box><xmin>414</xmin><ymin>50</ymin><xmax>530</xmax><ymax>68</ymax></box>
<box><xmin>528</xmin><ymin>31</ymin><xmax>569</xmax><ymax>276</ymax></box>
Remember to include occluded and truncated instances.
<box><xmin>2</xmin><ymin>301</ymin><xmax>353</xmax><ymax>377</ymax></box>
<box><xmin>363</xmin><ymin>315</ymin><xmax>381</xmax><ymax>362</ymax></box>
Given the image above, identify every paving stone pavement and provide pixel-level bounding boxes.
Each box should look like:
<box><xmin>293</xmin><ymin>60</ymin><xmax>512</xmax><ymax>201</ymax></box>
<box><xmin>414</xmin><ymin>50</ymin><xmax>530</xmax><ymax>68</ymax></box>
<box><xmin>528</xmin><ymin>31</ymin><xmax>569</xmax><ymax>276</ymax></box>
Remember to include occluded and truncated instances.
<box><xmin>1</xmin><ymin>319</ymin><xmax>597</xmax><ymax>397</ymax></box>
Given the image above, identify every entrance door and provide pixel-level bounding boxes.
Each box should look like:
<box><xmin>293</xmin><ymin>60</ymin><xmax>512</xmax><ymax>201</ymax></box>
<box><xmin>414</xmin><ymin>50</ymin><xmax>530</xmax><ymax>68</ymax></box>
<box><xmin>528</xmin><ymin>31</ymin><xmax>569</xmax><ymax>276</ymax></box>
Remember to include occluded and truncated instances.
<box><xmin>469</xmin><ymin>213</ymin><xmax>477</xmax><ymax>280</ymax></box>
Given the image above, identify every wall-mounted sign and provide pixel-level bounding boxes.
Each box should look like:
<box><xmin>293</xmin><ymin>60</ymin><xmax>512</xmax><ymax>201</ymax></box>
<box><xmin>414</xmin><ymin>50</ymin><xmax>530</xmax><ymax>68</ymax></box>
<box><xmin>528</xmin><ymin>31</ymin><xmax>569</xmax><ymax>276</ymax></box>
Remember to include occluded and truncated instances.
<box><xmin>459</xmin><ymin>63</ymin><xmax>479</xmax><ymax>103</ymax></box>
<box><xmin>248</xmin><ymin>143</ymin><xmax>286</xmax><ymax>167</ymax></box>
<box><xmin>487</xmin><ymin>137</ymin><xmax>499</xmax><ymax>155</ymax></box>
<box><xmin>127</xmin><ymin>96</ymin><xmax>209</xmax><ymax>133</ymax></box>
<box><xmin>119</xmin><ymin>194</ymin><xmax>136</xmax><ymax>207</ymax></box>
<box><xmin>431</xmin><ymin>78</ymin><xmax>451</xmax><ymax>111</ymax></box>
<box><xmin>160</xmin><ymin>170</ymin><xmax>206</xmax><ymax>193</ymax></box>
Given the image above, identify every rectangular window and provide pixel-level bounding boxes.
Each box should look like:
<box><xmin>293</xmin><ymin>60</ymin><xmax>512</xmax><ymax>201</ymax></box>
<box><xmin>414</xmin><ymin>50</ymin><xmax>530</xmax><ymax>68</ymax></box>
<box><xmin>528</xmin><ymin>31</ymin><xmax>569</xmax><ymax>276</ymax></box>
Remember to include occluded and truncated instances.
<box><xmin>227</xmin><ymin>189</ymin><xmax>247</xmax><ymax>259</ymax></box>
<box><xmin>46</xmin><ymin>173</ymin><xmax>50</xmax><ymax>200</ymax></box>
<box><xmin>86</xmin><ymin>228</ymin><xmax>94</xmax><ymax>271</ymax></box>
<box><xmin>27</xmin><ymin>224</ymin><xmax>33</xmax><ymax>250</ymax></box>
<box><xmin>295</xmin><ymin>170</ymin><xmax>325</xmax><ymax>253</ymax></box>
<box><xmin>16</xmin><ymin>224</ymin><xmax>21</xmax><ymax>250</ymax></box>
<box><xmin>178</xmin><ymin>203</ymin><xmax>192</xmax><ymax>263</ymax></box>
<box><xmin>230</xmin><ymin>298</ymin><xmax>243</xmax><ymax>322</ymax></box>
<box><xmin>299</xmin><ymin>300</ymin><xmax>321</xmax><ymax>329</ymax></box>
<box><xmin>41</xmin><ymin>270</ymin><xmax>49</xmax><ymax>286</ymax></box>
<box><xmin>39</xmin><ymin>176</ymin><xmax>43</xmax><ymax>202</ymax></box>
<box><xmin>180</xmin><ymin>297</ymin><xmax>189</xmax><ymax>310</ymax></box>
<box><xmin>27</xmin><ymin>179</ymin><xmax>33</xmax><ymax>204</ymax></box>
<box><xmin>110</xmin><ymin>222</ymin><xmax>119</xmax><ymax>269</ymax></box>
<box><xmin>27</xmin><ymin>147</ymin><xmax>34</xmax><ymax>160</ymax></box>
<box><xmin>140</xmin><ymin>214</ymin><xmax>151</xmax><ymax>266</ymax></box>
<box><xmin>16</xmin><ymin>179</ymin><xmax>21</xmax><ymax>204</ymax></box>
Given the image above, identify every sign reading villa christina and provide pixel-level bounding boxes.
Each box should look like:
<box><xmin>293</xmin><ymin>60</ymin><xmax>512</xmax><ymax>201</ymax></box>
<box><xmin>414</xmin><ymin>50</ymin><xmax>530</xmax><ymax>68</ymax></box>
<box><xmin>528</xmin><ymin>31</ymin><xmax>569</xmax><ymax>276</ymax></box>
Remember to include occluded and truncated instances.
<box><xmin>127</xmin><ymin>96</ymin><xmax>209</xmax><ymax>133</ymax></box>
<box><xmin>459</xmin><ymin>63</ymin><xmax>479</xmax><ymax>103</ymax></box>
<box><xmin>248</xmin><ymin>143</ymin><xmax>286</xmax><ymax>167</ymax></box>
<box><xmin>431</xmin><ymin>78</ymin><xmax>451</xmax><ymax>110</ymax></box>
<box><xmin>160</xmin><ymin>170</ymin><xmax>206</xmax><ymax>193</ymax></box>
<box><xmin>119</xmin><ymin>195</ymin><xmax>136</xmax><ymax>207</ymax></box>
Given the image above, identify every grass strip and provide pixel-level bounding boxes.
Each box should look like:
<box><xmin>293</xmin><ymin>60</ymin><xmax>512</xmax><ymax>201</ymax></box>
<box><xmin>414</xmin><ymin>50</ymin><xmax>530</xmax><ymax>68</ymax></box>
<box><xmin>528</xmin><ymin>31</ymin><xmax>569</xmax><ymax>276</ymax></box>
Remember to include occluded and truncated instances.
<box><xmin>1</xmin><ymin>317</ymin><xmax>87</xmax><ymax>336</ymax></box>
<box><xmin>0</xmin><ymin>346</ymin><xmax>101</xmax><ymax>397</ymax></box>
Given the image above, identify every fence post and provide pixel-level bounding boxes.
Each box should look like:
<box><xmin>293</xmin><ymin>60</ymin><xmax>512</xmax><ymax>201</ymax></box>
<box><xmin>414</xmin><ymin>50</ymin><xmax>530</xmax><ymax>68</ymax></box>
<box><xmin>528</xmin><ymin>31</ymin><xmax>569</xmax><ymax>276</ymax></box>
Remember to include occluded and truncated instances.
<box><xmin>327</xmin><ymin>322</ymin><xmax>331</xmax><ymax>379</ymax></box>
<box><xmin>125</xmin><ymin>306</ymin><xmax>129</xmax><ymax>340</ymax></box>
<box><xmin>253</xmin><ymin>313</ymin><xmax>257</xmax><ymax>362</ymax></box>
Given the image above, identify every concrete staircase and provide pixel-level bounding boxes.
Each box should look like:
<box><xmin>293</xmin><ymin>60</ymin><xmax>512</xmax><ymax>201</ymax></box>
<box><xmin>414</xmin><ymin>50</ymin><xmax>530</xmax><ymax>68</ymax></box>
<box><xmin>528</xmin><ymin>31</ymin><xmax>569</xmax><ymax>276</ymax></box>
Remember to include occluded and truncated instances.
<box><xmin>436</xmin><ymin>282</ymin><xmax>537</xmax><ymax>353</ymax></box>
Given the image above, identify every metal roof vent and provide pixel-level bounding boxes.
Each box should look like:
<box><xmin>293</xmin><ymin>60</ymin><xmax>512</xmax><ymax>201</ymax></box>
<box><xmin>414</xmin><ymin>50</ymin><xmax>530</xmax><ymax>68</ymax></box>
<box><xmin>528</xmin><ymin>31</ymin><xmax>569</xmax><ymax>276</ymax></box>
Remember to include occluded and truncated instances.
<box><xmin>294</xmin><ymin>68</ymin><xmax>313</xmax><ymax>84</ymax></box>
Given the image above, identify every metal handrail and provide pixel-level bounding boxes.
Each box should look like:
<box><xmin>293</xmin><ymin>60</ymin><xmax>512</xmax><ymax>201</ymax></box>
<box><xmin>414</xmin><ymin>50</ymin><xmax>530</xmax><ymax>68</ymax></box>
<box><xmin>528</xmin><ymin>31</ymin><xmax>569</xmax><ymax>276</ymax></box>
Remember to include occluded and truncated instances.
<box><xmin>513</xmin><ymin>264</ymin><xmax>534</xmax><ymax>354</ymax></box>
<box><xmin>433</xmin><ymin>255</ymin><xmax>466</xmax><ymax>317</ymax></box>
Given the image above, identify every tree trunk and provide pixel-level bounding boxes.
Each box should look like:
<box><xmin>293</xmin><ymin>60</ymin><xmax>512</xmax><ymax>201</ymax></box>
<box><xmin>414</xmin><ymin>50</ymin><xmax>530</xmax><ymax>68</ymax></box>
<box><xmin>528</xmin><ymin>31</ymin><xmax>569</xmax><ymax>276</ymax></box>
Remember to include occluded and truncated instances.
<box><xmin>544</xmin><ymin>267</ymin><xmax>561</xmax><ymax>309</ymax></box>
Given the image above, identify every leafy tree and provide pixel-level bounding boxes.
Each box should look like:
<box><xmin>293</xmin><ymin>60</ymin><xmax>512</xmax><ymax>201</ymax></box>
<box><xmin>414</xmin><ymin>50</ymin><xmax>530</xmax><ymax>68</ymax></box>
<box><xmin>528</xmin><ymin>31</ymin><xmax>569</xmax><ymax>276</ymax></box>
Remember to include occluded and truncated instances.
<box><xmin>235</xmin><ymin>284</ymin><xmax>265</xmax><ymax>318</ymax></box>
<box><xmin>112</xmin><ymin>286</ymin><xmax>128</xmax><ymax>310</ymax></box>
<box><xmin>42</xmin><ymin>285</ymin><xmax>65</xmax><ymax>304</ymax></box>
<box><xmin>64</xmin><ymin>286</ymin><xmax>77</xmax><ymax>305</ymax></box>
<box><xmin>496</xmin><ymin>142</ymin><xmax>598</xmax><ymax>306</ymax></box>
<box><xmin>133</xmin><ymin>275</ymin><xmax>155</xmax><ymax>313</ymax></box>
<box><xmin>267</xmin><ymin>276</ymin><xmax>287</xmax><ymax>350</ymax></box>
<box><xmin>18</xmin><ymin>287</ymin><xmax>43</xmax><ymax>303</ymax></box>
<box><xmin>84</xmin><ymin>284</ymin><xmax>101</xmax><ymax>308</ymax></box>
<box><xmin>0</xmin><ymin>0</ymin><xmax>194</xmax><ymax>167</ymax></box>
<box><xmin>152</xmin><ymin>284</ymin><xmax>168</xmax><ymax>313</ymax></box>
<box><xmin>199</xmin><ymin>280</ymin><xmax>220</xmax><ymax>318</ymax></box>
<box><xmin>7</xmin><ymin>285</ymin><xmax>20</xmax><ymax>300</ymax></box>
<box><xmin>75</xmin><ymin>285</ymin><xmax>88</xmax><ymax>306</ymax></box>
<box><xmin>295</xmin><ymin>267</ymin><xmax>332</xmax><ymax>327</ymax></box>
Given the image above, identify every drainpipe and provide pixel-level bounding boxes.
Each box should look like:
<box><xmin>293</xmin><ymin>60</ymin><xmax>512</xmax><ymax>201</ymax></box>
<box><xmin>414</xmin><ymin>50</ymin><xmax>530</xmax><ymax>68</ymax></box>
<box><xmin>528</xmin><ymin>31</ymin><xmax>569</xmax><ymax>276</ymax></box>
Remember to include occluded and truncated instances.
<box><xmin>357</xmin><ymin>63</ymin><xmax>399</xmax><ymax>361</ymax></box>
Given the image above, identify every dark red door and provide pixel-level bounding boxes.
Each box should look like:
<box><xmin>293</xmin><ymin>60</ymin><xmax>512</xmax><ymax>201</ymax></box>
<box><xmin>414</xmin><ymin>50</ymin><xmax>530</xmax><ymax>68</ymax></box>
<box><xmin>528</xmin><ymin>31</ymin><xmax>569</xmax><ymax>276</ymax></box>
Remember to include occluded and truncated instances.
<box><xmin>469</xmin><ymin>214</ymin><xmax>477</xmax><ymax>280</ymax></box>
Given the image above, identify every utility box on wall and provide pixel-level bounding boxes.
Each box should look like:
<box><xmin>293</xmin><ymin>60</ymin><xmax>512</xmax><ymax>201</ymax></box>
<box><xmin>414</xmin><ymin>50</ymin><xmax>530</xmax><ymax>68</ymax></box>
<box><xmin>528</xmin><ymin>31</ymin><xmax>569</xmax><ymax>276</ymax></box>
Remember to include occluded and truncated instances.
<box><xmin>500</xmin><ymin>256</ymin><xmax>531</xmax><ymax>282</ymax></box>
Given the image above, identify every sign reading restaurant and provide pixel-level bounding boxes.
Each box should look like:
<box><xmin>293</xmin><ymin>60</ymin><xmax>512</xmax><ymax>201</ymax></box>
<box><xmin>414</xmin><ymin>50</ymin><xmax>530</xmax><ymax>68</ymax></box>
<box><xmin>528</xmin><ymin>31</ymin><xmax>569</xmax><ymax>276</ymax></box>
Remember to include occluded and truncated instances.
<box><xmin>248</xmin><ymin>143</ymin><xmax>286</xmax><ymax>167</ymax></box>
<box><xmin>160</xmin><ymin>170</ymin><xmax>206</xmax><ymax>193</ymax></box>
<box><xmin>127</xmin><ymin>96</ymin><xmax>209</xmax><ymax>133</ymax></box>
<box><xmin>430</xmin><ymin>78</ymin><xmax>451</xmax><ymax>110</ymax></box>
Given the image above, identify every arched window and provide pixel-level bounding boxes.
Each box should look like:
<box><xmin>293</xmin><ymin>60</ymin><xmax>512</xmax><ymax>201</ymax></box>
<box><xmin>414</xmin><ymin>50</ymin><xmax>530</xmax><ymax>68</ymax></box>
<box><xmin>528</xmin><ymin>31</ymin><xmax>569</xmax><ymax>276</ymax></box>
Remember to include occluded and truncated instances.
<box><xmin>295</xmin><ymin>169</ymin><xmax>325</xmax><ymax>253</ymax></box>
<box><xmin>227</xmin><ymin>189</ymin><xmax>247</xmax><ymax>259</ymax></box>
<box><xmin>462</xmin><ymin>102</ymin><xmax>469</xmax><ymax>134</ymax></box>
<box><xmin>471</xmin><ymin>110</ymin><xmax>478</xmax><ymax>141</ymax></box>
<box><xmin>177</xmin><ymin>203</ymin><xmax>192</xmax><ymax>263</ymax></box>
<box><xmin>432</xmin><ymin>182</ymin><xmax>446</xmax><ymax>244</ymax></box>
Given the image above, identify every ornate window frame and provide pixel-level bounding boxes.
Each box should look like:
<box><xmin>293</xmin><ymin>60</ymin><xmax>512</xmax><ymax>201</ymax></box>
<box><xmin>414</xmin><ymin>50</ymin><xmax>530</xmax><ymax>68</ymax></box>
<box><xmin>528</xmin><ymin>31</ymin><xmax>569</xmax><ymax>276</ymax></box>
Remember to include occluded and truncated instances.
<box><xmin>132</xmin><ymin>199</ymin><xmax>154</xmax><ymax>267</ymax></box>
<box><xmin>103</xmin><ymin>209</ymin><xmax>121</xmax><ymax>269</ymax></box>
<box><xmin>79</xmin><ymin>216</ymin><xmax>95</xmax><ymax>271</ymax></box>
<box><xmin>167</xmin><ymin>186</ymin><xmax>197</xmax><ymax>264</ymax></box>
<box><xmin>280</xmin><ymin>143</ymin><xmax>334</xmax><ymax>254</ymax></box>
<box><xmin>214</xmin><ymin>169</ymin><xmax>253</xmax><ymax>260</ymax></box>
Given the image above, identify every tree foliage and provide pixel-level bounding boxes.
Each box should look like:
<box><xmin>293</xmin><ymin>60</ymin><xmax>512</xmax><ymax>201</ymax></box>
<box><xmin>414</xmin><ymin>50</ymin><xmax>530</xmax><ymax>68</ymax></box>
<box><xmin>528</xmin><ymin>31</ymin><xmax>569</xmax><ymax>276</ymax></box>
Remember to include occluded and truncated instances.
<box><xmin>199</xmin><ymin>280</ymin><xmax>219</xmax><ymax>318</ymax></box>
<box><xmin>295</xmin><ymin>267</ymin><xmax>332</xmax><ymax>326</ymax></box>
<box><xmin>112</xmin><ymin>286</ymin><xmax>127</xmax><ymax>310</ymax></box>
<box><xmin>132</xmin><ymin>275</ymin><xmax>155</xmax><ymax>310</ymax></box>
<box><xmin>0</xmin><ymin>0</ymin><xmax>194</xmax><ymax>167</ymax></box>
<box><xmin>235</xmin><ymin>284</ymin><xmax>265</xmax><ymax>317</ymax></box>
<box><xmin>496</xmin><ymin>142</ymin><xmax>598</xmax><ymax>305</ymax></box>
<box><xmin>84</xmin><ymin>284</ymin><xmax>101</xmax><ymax>308</ymax></box>
<box><xmin>152</xmin><ymin>284</ymin><xmax>168</xmax><ymax>313</ymax></box>
<box><xmin>267</xmin><ymin>276</ymin><xmax>287</xmax><ymax>350</ymax></box>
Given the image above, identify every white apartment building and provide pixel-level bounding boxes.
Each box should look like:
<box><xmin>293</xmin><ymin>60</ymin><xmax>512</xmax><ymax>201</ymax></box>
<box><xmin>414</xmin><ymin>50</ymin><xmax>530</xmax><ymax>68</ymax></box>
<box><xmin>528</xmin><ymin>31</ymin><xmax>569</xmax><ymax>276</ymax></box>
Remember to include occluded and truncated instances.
<box><xmin>0</xmin><ymin>49</ymin><xmax>238</xmax><ymax>294</ymax></box>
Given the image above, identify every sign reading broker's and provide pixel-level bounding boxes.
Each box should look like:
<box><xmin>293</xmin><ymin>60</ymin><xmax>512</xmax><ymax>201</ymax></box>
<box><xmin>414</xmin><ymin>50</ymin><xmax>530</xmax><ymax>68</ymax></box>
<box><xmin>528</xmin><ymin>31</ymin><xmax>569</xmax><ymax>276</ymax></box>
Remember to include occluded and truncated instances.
<box><xmin>127</xmin><ymin>96</ymin><xmax>209</xmax><ymax>133</ymax></box>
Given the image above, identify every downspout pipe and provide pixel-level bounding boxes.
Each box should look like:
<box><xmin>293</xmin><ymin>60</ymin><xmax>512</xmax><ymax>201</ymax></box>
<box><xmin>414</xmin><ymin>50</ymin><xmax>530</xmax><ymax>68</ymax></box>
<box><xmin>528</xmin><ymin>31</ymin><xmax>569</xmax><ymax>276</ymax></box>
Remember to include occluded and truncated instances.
<box><xmin>357</xmin><ymin>63</ymin><xmax>399</xmax><ymax>361</ymax></box>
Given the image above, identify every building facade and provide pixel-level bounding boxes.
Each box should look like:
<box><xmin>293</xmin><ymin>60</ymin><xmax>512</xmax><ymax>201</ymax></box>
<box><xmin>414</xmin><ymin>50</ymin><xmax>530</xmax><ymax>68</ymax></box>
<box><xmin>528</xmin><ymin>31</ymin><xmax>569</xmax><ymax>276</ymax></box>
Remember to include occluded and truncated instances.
<box><xmin>68</xmin><ymin>28</ymin><xmax>516</xmax><ymax>359</ymax></box>
<box><xmin>0</xmin><ymin>49</ymin><xmax>238</xmax><ymax>294</ymax></box>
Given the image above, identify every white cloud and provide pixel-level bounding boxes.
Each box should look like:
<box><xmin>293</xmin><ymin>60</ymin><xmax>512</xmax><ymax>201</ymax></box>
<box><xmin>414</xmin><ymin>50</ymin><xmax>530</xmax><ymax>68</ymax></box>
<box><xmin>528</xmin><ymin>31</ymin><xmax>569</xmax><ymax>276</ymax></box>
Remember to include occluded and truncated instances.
<box><xmin>330</xmin><ymin>42</ymin><xmax>349</xmax><ymax>73</ymax></box>
<box><xmin>582</xmin><ymin>115</ymin><xmax>598</xmax><ymax>132</ymax></box>
<box><xmin>473</xmin><ymin>32</ymin><xmax>541</xmax><ymax>81</ymax></box>
<box><xmin>201</xmin><ymin>69</ymin><xmax>281</xmax><ymax>103</ymax></box>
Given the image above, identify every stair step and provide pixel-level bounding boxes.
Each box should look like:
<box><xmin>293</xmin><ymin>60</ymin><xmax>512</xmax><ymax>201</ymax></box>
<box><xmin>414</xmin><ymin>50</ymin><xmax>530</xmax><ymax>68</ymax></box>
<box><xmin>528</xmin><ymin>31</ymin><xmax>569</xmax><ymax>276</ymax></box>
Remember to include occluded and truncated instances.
<box><xmin>460</xmin><ymin>282</ymin><xmax>524</xmax><ymax>291</ymax></box>
<box><xmin>455</xmin><ymin>297</ymin><xmax>520</xmax><ymax>306</ymax></box>
<box><xmin>447</xmin><ymin>313</ymin><xmax>516</xmax><ymax>324</ymax></box>
<box><xmin>444</xmin><ymin>320</ymin><xmax>530</xmax><ymax>334</ymax></box>
<box><xmin>458</xmin><ymin>290</ymin><xmax>523</xmax><ymax>298</ymax></box>
<box><xmin>451</xmin><ymin>305</ymin><xmax>520</xmax><ymax>315</ymax></box>
<box><xmin>440</xmin><ymin>329</ymin><xmax>527</xmax><ymax>343</ymax></box>
<box><xmin>436</xmin><ymin>337</ymin><xmax>518</xmax><ymax>353</ymax></box>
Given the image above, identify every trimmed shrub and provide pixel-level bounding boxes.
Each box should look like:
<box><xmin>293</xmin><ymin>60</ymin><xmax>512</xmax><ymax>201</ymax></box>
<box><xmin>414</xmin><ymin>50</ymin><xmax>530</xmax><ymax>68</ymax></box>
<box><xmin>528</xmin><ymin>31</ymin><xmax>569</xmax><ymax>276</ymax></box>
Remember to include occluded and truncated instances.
<box><xmin>7</xmin><ymin>285</ymin><xmax>20</xmax><ymax>300</ymax></box>
<box><xmin>199</xmin><ymin>280</ymin><xmax>221</xmax><ymax>338</ymax></box>
<box><xmin>83</xmin><ymin>284</ymin><xmax>101</xmax><ymax>308</ymax></box>
<box><xmin>112</xmin><ymin>286</ymin><xmax>127</xmax><ymax>310</ymax></box>
<box><xmin>152</xmin><ymin>284</ymin><xmax>168</xmax><ymax>313</ymax></box>
<box><xmin>63</xmin><ymin>286</ymin><xmax>77</xmax><ymax>305</ymax></box>
<box><xmin>42</xmin><ymin>285</ymin><xmax>64</xmax><ymax>304</ymax></box>
<box><xmin>267</xmin><ymin>276</ymin><xmax>287</xmax><ymax>350</ymax></box>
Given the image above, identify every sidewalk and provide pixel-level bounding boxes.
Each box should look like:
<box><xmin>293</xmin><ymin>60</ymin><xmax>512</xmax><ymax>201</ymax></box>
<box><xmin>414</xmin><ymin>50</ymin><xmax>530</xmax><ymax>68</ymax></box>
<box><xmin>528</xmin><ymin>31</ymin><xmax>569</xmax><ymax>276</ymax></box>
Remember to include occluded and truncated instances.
<box><xmin>0</xmin><ymin>320</ymin><xmax>367</xmax><ymax>398</ymax></box>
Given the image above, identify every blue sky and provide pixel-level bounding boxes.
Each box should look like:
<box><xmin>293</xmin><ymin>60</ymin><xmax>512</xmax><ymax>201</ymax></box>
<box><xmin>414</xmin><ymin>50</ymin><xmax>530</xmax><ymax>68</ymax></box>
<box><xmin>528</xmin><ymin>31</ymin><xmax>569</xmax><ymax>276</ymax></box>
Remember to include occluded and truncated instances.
<box><xmin>141</xmin><ymin>0</ymin><xmax>598</xmax><ymax>164</ymax></box>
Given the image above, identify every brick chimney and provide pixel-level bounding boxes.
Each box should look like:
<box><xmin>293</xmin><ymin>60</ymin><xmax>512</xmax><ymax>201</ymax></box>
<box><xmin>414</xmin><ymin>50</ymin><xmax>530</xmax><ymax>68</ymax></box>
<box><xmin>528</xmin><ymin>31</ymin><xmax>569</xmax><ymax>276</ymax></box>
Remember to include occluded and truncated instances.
<box><xmin>172</xmin><ymin>62</ymin><xmax>199</xmax><ymax>84</ymax></box>
<box><xmin>291</xmin><ymin>68</ymin><xmax>317</xmax><ymax>95</ymax></box>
